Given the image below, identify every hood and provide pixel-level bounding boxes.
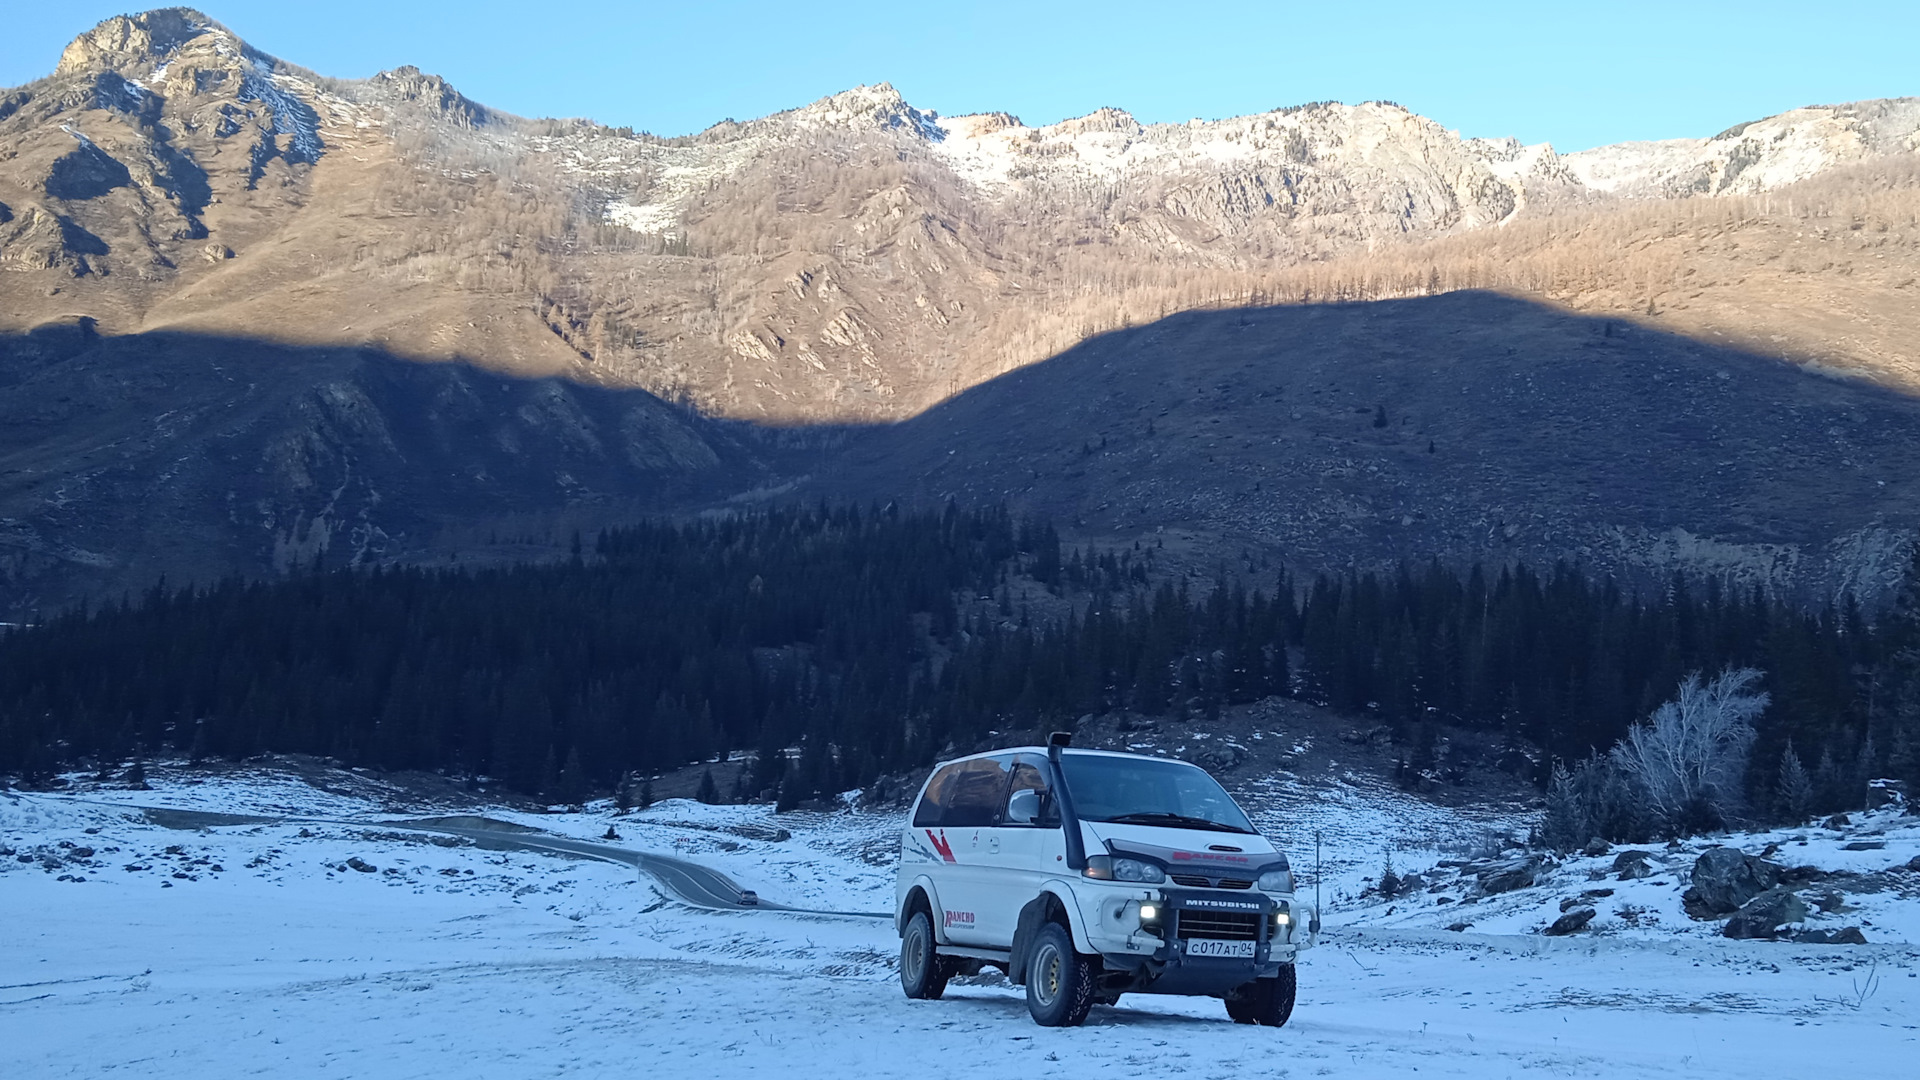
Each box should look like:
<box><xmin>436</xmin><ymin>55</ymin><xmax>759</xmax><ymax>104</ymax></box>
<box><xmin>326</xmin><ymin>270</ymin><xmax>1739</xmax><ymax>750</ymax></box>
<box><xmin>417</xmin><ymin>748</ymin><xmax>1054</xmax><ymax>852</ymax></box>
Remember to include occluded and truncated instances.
<box><xmin>1080</xmin><ymin>821</ymin><xmax>1286</xmax><ymax>874</ymax></box>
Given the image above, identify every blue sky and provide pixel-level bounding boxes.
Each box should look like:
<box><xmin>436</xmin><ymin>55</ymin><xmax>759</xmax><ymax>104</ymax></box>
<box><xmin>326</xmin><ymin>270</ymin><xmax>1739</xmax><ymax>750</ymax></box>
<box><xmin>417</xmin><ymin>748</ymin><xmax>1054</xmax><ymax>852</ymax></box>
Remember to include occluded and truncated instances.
<box><xmin>4</xmin><ymin>2</ymin><xmax>1914</xmax><ymax>152</ymax></box>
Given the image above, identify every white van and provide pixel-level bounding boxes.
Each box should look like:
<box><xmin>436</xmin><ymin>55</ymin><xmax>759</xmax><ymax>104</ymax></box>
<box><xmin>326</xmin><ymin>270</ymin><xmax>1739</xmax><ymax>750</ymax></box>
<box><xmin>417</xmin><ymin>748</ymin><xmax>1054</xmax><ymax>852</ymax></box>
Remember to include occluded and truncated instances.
<box><xmin>893</xmin><ymin>735</ymin><xmax>1317</xmax><ymax>1027</ymax></box>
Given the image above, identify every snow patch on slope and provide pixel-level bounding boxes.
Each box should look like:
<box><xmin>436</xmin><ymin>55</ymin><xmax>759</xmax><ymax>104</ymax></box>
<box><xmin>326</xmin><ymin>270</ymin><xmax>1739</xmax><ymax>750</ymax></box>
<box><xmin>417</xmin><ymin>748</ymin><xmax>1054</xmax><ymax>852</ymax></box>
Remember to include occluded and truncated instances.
<box><xmin>1565</xmin><ymin>99</ymin><xmax>1920</xmax><ymax>196</ymax></box>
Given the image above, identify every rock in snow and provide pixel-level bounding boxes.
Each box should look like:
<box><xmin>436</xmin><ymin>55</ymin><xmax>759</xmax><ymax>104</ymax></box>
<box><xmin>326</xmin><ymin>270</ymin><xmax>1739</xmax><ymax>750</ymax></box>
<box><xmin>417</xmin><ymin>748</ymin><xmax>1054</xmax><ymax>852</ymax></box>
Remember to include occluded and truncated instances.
<box><xmin>1689</xmin><ymin>847</ymin><xmax>1781</xmax><ymax>915</ymax></box>
<box><xmin>1472</xmin><ymin>856</ymin><xmax>1542</xmax><ymax>896</ymax></box>
<box><xmin>1723</xmin><ymin>887</ymin><xmax>1809</xmax><ymax>940</ymax></box>
<box><xmin>1546</xmin><ymin>907</ymin><xmax>1598</xmax><ymax>936</ymax></box>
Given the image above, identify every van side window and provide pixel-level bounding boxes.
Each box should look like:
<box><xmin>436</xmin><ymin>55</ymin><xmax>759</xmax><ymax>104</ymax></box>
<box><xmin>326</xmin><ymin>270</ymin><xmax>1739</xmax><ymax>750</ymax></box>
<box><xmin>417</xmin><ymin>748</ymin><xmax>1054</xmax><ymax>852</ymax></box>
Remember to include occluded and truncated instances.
<box><xmin>911</xmin><ymin>763</ymin><xmax>962</xmax><ymax>827</ymax></box>
<box><xmin>1006</xmin><ymin>761</ymin><xmax>1058</xmax><ymax>827</ymax></box>
<box><xmin>933</xmin><ymin>758</ymin><xmax>1010</xmax><ymax>828</ymax></box>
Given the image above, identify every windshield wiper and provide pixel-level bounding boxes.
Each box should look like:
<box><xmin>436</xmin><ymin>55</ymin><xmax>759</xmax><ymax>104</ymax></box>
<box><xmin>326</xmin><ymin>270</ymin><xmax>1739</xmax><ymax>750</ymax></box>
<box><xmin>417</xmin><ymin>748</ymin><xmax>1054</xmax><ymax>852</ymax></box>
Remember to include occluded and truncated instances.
<box><xmin>1098</xmin><ymin>812</ymin><xmax>1253</xmax><ymax>834</ymax></box>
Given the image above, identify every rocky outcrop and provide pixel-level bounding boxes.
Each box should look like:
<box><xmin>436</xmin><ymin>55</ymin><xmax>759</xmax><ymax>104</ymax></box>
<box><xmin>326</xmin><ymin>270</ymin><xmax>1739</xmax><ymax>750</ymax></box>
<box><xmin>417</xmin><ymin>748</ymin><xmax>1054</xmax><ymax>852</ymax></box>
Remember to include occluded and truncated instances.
<box><xmin>367</xmin><ymin>66</ymin><xmax>490</xmax><ymax>127</ymax></box>
<box><xmin>54</xmin><ymin>9</ymin><xmax>212</xmax><ymax>77</ymax></box>
<box><xmin>1689</xmin><ymin>847</ymin><xmax>1783</xmax><ymax>915</ymax></box>
<box><xmin>0</xmin><ymin>206</ymin><xmax>105</xmax><ymax>275</ymax></box>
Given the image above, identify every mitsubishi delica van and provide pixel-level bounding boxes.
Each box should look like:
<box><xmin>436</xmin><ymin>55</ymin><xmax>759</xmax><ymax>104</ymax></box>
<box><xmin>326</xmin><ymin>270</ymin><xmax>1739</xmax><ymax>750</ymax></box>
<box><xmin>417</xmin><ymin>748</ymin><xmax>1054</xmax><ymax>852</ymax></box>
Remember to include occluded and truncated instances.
<box><xmin>893</xmin><ymin>734</ymin><xmax>1318</xmax><ymax>1027</ymax></box>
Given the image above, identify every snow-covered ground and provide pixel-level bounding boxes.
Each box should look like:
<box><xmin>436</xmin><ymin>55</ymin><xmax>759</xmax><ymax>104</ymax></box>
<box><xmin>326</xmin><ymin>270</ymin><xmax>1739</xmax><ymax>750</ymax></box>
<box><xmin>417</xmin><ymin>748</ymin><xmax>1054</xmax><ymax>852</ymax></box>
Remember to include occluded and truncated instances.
<box><xmin>1342</xmin><ymin>808</ymin><xmax>1920</xmax><ymax>943</ymax></box>
<box><xmin>4</xmin><ymin>767</ymin><xmax>1918</xmax><ymax>1078</ymax></box>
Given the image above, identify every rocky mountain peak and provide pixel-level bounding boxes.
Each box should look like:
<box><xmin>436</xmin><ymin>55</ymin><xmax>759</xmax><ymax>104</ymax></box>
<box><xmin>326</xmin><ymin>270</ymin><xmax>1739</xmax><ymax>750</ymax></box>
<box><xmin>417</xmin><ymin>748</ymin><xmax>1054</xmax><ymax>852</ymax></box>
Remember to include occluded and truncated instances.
<box><xmin>368</xmin><ymin>66</ymin><xmax>490</xmax><ymax>127</ymax></box>
<box><xmin>785</xmin><ymin>82</ymin><xmax>943</xmax><ymax>140</ymax></box>
<box><xmin>54</xmin><ymin>8</ymin><xmax>227</xmax><ymax>78</ymax></box>
<box><xmin>1050</xmin><ymin>106</ymin><xmax>1141</xmax><ymax>136</ymax></box>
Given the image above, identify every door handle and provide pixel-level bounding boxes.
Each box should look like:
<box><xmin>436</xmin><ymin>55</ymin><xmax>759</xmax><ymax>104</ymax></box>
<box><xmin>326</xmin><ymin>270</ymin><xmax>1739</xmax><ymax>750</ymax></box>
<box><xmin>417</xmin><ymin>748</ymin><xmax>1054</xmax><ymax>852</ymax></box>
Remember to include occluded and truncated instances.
<box><xmin>988</xmin><ymin>836</ymin><xmax>1000</xmax><ymax>853</ymax></box>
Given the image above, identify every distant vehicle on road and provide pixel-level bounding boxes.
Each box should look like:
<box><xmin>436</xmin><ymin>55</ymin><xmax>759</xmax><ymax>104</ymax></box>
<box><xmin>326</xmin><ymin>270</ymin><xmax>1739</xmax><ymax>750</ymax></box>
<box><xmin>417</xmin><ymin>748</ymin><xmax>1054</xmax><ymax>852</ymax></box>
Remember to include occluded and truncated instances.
<box><xmin>894</xmin><ymin>734</ymin><xmax>1317</xmax><ymax>1028</ymax></box>
<box><xmin>738</xmin><ymin>889</ymin><xmax>759</xmax><ymax>906</ymax></box>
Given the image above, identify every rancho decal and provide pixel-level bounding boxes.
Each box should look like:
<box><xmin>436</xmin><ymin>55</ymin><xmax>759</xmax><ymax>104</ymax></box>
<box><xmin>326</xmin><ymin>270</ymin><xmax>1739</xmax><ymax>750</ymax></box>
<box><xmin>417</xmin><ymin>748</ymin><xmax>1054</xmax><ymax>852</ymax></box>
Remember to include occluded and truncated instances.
<box><xmin>943</xmin><ymin>909</ymin><xmax>975</xmax><ymax>928</ymax></box>
<box><xmin>924</xmin><ymin>829</ymin><xmax>956</xmax><ymax>863</ymax></box>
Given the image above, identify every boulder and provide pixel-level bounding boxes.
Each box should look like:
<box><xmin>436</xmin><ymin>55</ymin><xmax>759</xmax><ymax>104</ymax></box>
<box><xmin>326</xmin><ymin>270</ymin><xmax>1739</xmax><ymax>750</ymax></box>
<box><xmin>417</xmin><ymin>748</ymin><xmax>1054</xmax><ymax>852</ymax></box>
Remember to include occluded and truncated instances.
<box><xmin>1445</xmin><ymin>922</ymin><xmax>1472</xmax><ymax>932</ymax></box>
<box><xmin>345</xmin><ymin>857</ymin><xmax>377</xmax><ymax>873</ymax></box>
<box><xmin>1545</xmin><ymin>908</ymin><xmax>1596</xmax><ymax>936</ymax></box>
<box><xmin>1611</xmin><ymin>850</ymin><xmax>1654</xmax><ymax>871</ymax></box>
<box><xmin>1778</xmin><ymin>864</ymin><xmax>1830</xmax><ymax>885</ymax></box>
<box><xmin>1908</xmin><ymin>855</ymin><xmax>1920</xmax><ymax>872</ymax></box>
<box><xmin>1580</xmin><ymin>888</ymin><xmax>1615</xmax><ymax>899</ymax></box>
<box><xmin>1793</xmin><ymin>926</ymin><xmax>1869</xmax><ymax>945</ymax></box>
<box><xmin>1690</xmin><ymin>847</ymin><xmax>1780</xmax><ymax>914</ymax></box>
<box><xmin>1199</xmin><ymin>745</ymin><xmax>1245</xmax><ymax>772</ymax></box>
<box><xmin>1841</xmin><ymin>840</ymin><xmax>1886</xmax><ymax>851</ymax></box>
<box><xmin>1823</xmin><ymin>813</ymin><xmax>1852</xmax><ymax>829</ymax></box>
<box><xmin>1582</xmin><ymin>837</ymin><xmax>1610</xmax><ymax>857</ymax></box>
<box><xmin>1722</xmin><ymin>887</ymin><xmax>1808</xmax><ymax>940</ymax></box>
<box><xmin>1475</xmin><ymin>857</ymin><xmax>1540</xmax><ymax>895</ymax></box>
<box><xmin>1612</xmin><ymin>853</ymin><xmax>1658</xmax><ymax>880</ymax></box>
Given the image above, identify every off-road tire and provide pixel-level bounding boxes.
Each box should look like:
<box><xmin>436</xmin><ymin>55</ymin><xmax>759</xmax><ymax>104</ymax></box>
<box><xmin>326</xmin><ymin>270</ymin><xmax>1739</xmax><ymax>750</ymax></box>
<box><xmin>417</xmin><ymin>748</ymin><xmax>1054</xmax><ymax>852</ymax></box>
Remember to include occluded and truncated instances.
<box><xmin>900</xmin><ymin>910</ymin><xmax>950</xmax><ymax>1000</ymax></box>
<box><xmin>1226</xmin><ymin>964</ymin><xmax>1297</xmax><ymax>1027</ymax></box>
<box><xmin>1024</xmin><ymin>922</ymin><xmax>1096</xmax><ymax>1027</ymax></box>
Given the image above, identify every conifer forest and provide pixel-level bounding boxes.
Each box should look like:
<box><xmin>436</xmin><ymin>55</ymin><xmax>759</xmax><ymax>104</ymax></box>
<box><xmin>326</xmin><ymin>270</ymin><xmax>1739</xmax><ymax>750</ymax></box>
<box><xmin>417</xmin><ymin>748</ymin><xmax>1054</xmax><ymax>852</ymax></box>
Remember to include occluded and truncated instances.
<box><xmin>2</xmin><ymin>502</ymin><xmax>1916</xmax><ymax>824</ymax></box>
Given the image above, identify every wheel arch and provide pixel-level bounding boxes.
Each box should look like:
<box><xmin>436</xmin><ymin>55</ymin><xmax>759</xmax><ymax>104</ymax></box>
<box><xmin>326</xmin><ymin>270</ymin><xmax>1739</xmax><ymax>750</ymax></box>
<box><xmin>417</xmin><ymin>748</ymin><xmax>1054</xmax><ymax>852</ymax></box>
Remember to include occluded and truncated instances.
<box><xmin>896</xmin><ymin>875</ymin><xmax>945</xmax><ymax>940</ymax></box>
<box><xmin>1008</xmin><ymin>883</ymin><xmax>1093</xmax><ymax>984</ymax></box>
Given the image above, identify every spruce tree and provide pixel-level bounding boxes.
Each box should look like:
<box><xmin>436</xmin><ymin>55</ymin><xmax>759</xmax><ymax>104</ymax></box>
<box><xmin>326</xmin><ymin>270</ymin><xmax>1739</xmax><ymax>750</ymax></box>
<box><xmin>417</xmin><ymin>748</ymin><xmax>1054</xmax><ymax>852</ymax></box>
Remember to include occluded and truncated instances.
<box><xmin>555</xmin><ymin>748</ymin><xmax>587</xmax><ymax>807</ymax></box>
<box><xmin>696</xmin><ymin>768</ymin><xmax>719</xmax><ymax>805</ymax></box>
<box><xmin>1776</xmin><ymin>743</ymin><xmax>1813</xmax><ymax>823</ymax></box>
<box><xmin>639</xmin><ymin>777</ymin><xmax>654</xmax><ymax>809</ymax></box>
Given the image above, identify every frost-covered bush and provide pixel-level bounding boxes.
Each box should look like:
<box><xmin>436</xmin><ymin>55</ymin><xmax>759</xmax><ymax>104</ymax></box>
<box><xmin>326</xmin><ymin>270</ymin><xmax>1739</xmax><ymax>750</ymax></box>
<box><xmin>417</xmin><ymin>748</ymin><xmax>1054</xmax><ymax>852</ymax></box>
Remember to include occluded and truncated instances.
<box><xmin>1540</xmin><ymin>668</ymin><xmax>1769</xmax><ymax>846</ymax></box>
<box><xmin>1610</xmin><ymin>668</ymin><xmax>1768</xmax><ymax>835</ymax></box>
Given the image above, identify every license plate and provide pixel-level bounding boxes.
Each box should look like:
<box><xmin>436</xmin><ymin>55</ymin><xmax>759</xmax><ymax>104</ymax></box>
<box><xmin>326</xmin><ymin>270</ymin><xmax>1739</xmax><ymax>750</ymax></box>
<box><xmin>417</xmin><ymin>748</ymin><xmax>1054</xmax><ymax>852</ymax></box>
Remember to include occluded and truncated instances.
<box><xmin>1185</xmin><ymin>938</ymin><xmax>1256</xmax><ymax>958</ymax></box>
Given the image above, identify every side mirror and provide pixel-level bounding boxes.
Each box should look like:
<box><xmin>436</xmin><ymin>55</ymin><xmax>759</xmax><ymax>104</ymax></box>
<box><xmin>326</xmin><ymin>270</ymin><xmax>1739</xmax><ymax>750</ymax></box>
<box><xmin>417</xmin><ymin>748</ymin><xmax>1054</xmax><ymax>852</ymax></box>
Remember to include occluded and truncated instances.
<box><xmin>1006</xmin><ymin>788</ymin><xmax>1042</xmax><ymax>825</ymax></box>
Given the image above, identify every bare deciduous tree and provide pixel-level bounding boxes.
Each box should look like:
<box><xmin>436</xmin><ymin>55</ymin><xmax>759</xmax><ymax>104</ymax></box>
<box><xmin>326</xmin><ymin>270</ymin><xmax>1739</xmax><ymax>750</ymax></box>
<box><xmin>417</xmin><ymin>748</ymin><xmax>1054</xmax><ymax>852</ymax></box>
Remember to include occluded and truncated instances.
<box><xmin>1611</xmin><ymin>667</ymin><xmax>1769</xmax><ymax>832</ymax></box>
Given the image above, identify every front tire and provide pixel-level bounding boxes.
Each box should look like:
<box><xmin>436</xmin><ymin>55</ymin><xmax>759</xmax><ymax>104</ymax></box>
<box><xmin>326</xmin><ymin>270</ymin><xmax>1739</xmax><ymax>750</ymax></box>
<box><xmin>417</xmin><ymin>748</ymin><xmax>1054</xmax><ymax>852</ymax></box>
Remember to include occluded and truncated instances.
<box><xmin>1225</xmin><ymin>964</ymin><xmax>1297</xmax><ymax>1027</ymax></box>
<box><xmin>899</xmin><ymin>910</ymin><xmax>949</xmax><ymax>1000</ymax></box>
<box><xmin>1024</xmin><ymin>922</ymin><xmax>1095</xmax><ymax>1027</ymax></box>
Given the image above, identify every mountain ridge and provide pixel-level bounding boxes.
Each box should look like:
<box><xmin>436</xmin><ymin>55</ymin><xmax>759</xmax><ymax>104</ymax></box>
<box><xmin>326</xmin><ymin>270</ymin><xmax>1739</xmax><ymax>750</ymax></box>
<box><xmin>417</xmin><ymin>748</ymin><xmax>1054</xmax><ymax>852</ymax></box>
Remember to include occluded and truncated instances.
<box><xmin>2</xmin><ymin>9</ymin><xmax>1919</xmax><ymax>613</ymax></box>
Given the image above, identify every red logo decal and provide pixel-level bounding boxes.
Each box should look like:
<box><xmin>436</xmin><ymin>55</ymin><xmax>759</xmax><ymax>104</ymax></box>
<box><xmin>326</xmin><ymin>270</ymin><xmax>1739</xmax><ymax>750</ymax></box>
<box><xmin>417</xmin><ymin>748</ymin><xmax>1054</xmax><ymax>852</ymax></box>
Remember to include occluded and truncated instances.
<box><xmin>1172</xmin><ymin>851</ymin><xmax>1251</xmax><ymax>864</ymax></box>
<box><xmin>943</xmin><ymin>909</ymin><xmax>975</xmax><ymax>927</ymax></box>
<box><xmin>926</xmin><ymin>829</ymin><xmax>956</xmax><ymax>863</ymax></box>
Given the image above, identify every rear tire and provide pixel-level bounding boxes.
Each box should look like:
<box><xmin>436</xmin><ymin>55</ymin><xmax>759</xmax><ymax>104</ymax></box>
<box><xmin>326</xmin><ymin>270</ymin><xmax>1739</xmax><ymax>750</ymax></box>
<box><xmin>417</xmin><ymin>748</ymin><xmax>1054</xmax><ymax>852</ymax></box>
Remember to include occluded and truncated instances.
<box><xmin>1024</xmin><ymin>922</ymin><xmax>1095</xmax><ymax>1027</ymax></box>
<box><xmin>1226</xmin><ymin>964</ymin><xmax>1297</xmax><ymax>1027</ymax></box>
<box><xmin>899</xmin><ymin>910</ymin><xmax>949</xmax><ymax>1000</ymax></box>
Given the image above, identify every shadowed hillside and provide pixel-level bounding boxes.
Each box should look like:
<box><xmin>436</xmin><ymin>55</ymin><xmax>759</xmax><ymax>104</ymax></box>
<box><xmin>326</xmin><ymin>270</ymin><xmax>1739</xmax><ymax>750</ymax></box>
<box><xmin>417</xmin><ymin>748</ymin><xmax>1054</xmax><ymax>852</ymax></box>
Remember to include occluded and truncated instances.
<box><xmin>801</xmin><ymin>291</ymin><xmax>1920</xmax><ymax>600</ymax></box>
<box><xmin>0</xmin><ymin>321</ymin><xmax>761</xmax><ymax>616</ymax></box>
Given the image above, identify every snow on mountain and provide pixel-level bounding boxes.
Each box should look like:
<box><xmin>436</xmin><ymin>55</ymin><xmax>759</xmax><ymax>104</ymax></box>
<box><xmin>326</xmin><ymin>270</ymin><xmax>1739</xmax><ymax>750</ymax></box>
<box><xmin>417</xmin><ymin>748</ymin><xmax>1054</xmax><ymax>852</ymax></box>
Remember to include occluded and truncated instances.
<box><xmin>580</xmin><ymin>85</ymin><xmax>1920</xmax><ymax>253</ymax></box>
<box><xmin>1565</xmin><ymin>98</ymin><xmax>1920</xmax><ymax>196</ymax></box>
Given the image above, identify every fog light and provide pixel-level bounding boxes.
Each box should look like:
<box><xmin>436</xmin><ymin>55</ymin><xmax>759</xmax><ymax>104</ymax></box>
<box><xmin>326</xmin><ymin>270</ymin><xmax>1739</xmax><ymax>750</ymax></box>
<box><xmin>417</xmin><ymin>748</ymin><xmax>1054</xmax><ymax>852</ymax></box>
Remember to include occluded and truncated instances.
<box><xmin>1275</xmin><ymin>911</ymin><xmax>1291</xmax><ymax>925</ymax></box>
<box><xmin>1139</xmin><ymin>904</ymin><xmax>1159</xmax><ymax>922</ymax></box>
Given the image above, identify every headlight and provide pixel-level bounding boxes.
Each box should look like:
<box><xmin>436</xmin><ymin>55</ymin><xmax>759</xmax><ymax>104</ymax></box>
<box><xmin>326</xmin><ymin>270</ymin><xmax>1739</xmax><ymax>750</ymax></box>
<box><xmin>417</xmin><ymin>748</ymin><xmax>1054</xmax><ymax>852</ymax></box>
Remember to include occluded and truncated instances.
<box><xmin>1257</xmin><ymin>869</ymin><xmax>1294</xmax><ymax>893</ymax></box>
<box><xmin>1083</xmin><ymin>855</ymin><xmax>1167</xmax><ymax>883</ymax></box>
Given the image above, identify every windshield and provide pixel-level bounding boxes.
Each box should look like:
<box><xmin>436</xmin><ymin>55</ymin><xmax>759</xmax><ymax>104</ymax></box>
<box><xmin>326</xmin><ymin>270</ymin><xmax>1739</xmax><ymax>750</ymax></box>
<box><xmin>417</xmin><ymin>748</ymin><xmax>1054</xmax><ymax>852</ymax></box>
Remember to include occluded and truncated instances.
<box><xmin>1058</xmin><ymin>754</ymin><xmax>1256</xmax><ymax>834</ymax></box>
